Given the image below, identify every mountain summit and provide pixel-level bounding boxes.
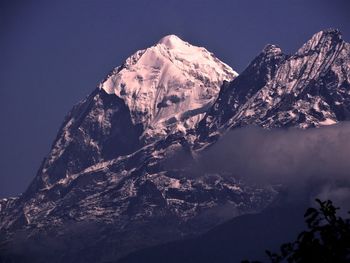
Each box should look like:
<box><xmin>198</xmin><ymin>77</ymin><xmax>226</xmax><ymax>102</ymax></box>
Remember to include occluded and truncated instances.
<box><xmin>21</xmin><ymin>35</ymin><xmax>237</xmax><ymax>190</ymax></box>
<box><xmin>157</xmin><ymin>34</ymin><xmax>184</xmax><ymax>47</ymax></box>
<box><xmin>100</xmin><ymin>34</ymin><xmax>237</xmax><ymax>141</ymax></box>
<box><xmin>197</xmin><ymin>29</ymin><xmax>349</xmax><ymax>146</ymax></box>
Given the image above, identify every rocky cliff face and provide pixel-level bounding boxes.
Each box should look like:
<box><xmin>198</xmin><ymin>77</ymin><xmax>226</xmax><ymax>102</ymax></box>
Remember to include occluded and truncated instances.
<box><xmin>196</xmin><ymin>44</ymin><xmax>288</xmax><ymax>145</ymax></box>
<box><xmin>1</xmin><ymin>29</ymin><xmax>349</xmax><ymax>263</ymax></box>
<box><xmin>197</xmin><ymin>29</ymin><xmax>350</xmax><ymax>148</ymax></box>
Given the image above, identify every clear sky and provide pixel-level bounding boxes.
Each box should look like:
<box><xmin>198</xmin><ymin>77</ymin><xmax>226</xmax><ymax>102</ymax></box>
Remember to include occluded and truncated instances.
<box><xmin>0</xmin><ymin>0</ymin><xmax>349</xmax><ymax>198</ymax></box>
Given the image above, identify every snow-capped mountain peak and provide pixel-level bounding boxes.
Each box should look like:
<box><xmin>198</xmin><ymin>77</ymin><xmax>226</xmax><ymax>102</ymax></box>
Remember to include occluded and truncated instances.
<box><xmin>99</xmin><ymin>35</ymin><xmax>238</xmax><ymax>141</ymax></box>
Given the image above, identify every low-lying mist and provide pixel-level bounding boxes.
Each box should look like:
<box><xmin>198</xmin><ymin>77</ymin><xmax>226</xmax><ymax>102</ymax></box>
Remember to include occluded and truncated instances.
<box><xmin>192</xmin><ymin>122</ymin><xmax>350</xmax><ymax>211</ymax></box>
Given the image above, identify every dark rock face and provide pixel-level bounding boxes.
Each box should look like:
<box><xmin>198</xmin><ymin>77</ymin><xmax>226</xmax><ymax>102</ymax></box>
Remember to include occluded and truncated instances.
<box><xmin>196</xmin><ymin>29</ymin><xmax>350</xmax><ymax>147</ymax></box>
<box><xmin>31</xmin><ymin>89</ymin><xmax>143</xmax><ymax>190</ymax></box>
<box><xmin>1</xmin><ymin>29</ymin><xmax>350</xmax><ymax>263</ymax></box>
<box><xmin>196</xmin><ymin>44</ymin><xmax>287</xmax><ymax>144</ymax></box>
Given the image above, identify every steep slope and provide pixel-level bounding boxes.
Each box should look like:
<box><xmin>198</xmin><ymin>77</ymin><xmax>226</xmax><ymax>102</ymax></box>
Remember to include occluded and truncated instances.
<box><xmin>100</xmin><ymin>34</ymin><xmax>237</xmax><ymax>142</ymax></box>
<box><xmin>197</xmin><ymin>29</ymin><xmax>350</xmax><ymax>147</ymax></box>
<box><xmin>196</xmin><ymin>44</ymin><xmax>288</xmax><ymax>145</ymax></box>
<box><xmin>26</xmin><ymin>35</ymin><xmax>237</xmax><ymax>192</ymax></box>
<box><xmin>27</xmin><ymin>90</ymin><xmax>144</xmax><ymax>189</ymax></box>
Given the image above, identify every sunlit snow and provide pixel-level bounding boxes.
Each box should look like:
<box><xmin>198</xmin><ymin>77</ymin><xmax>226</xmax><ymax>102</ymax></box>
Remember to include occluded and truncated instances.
<box><xmin>100</xmin><ymin>34</ymin><xmax>238</xmax><ymax>141</ymax></box>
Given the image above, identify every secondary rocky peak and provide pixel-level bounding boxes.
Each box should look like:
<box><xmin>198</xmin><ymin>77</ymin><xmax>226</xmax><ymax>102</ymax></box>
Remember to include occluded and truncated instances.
<box><xmin>296</xmin><ymin>28</ymin><xmax>343</xmax><ymax>55</ymax></box>
<box><xmin>262</xmin><ymin>44</ymin><xmax>283</xmax><ymax>56</ymax></box>
<box><xmin>255</xmin><ymin>44</ymin><xmax>287</xmax><ymax>70</ymax></box>
<box><xmin>196</xmin><ymin>43</ymin><xmax>287</xmax><ymax>145</ymax></box>
<box><xmin>196</xmin><ymin>29</ymin><xmax>350</xmax><ymax>148</ymax></box>
<box><xmin>313</xmin><ymin>28</ymin><xmax>342</xmax><ymax>42</ymax></box>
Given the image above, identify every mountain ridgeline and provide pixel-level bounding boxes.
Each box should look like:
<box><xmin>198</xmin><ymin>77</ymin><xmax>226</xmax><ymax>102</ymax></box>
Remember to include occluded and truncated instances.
<box><xmin>0</xmin><ymin>29</ymin><xmax>349</xmax><ymax>263</ymax></box>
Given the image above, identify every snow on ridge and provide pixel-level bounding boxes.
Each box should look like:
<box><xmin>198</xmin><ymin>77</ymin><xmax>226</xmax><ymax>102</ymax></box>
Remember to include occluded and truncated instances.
<box><xmin>99</xmin><ymin>34</ymin><xmax>238</xmax><ymax>141</ymax></box>
<box><xmin>157</xmin><ymin>34</ymin><xmax>187</xmax><ymax>49</ymax></box>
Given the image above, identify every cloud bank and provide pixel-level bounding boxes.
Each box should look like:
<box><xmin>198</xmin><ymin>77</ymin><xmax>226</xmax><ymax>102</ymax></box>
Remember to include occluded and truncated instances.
<box><xmin>193</xmin><ymin>123</ymin><xmax>350</xmax><ymax>210</ymax></box>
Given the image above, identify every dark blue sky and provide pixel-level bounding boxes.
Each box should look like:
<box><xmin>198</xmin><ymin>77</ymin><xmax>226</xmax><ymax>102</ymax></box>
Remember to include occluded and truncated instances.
<box><xmin>0</xmin><ymin>0</ymin><xmax>349</xmax><ymax>198</ymax></box>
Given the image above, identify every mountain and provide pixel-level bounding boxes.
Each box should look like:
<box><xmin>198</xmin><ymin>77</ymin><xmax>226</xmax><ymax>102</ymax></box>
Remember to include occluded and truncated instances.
<box><xmin>1</xmin><ymin>29</ymin><xmax>350</xmax><ymax>263</ymax></box>
<box><xmin>26</xmin><ymin>34</ymin><xmax>237</xmax><ymax>191</ymax></box>
<box><xmin>196</xmin><ymin>29</ymin><xmax>350</xmax><ymax>147</ymax></box>
<box><xmin>1</xmin><ymin>35</ymin><xmax>260</xmax><ymax>263</ymax></box>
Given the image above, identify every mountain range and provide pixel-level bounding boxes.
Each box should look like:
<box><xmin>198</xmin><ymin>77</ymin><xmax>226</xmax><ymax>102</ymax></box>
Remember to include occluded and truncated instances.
<box><xmin>1</xmin><ymin>29</ymin><xmax>349</xmax><ymax>263</ymax></box>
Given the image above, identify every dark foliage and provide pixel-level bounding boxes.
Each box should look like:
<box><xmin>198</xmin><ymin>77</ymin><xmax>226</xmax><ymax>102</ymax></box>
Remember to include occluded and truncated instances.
<box><xmin>243</xmin><ymin>199</ymin><xmax>350</xmax><ymax>263</ymax></box>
